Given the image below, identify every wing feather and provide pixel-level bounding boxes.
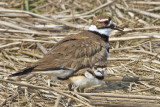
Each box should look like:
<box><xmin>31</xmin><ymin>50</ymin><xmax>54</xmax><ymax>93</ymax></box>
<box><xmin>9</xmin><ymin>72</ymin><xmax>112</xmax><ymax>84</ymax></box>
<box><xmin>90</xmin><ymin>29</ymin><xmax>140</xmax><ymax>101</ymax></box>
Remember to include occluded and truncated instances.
<box><xmin>10</xmin><ymin>31</ymin><xmax>109</xmax><ymax>79</ymax></box>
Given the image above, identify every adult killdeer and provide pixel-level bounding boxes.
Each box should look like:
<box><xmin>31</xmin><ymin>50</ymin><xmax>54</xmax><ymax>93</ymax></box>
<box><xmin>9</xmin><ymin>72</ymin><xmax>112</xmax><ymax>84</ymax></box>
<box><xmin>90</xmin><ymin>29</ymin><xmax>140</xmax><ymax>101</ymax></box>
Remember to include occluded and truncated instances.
<box><xmin>10</xmin><ymin>15</ymin><xmax>123</xmax><ymax>80</ymax></box>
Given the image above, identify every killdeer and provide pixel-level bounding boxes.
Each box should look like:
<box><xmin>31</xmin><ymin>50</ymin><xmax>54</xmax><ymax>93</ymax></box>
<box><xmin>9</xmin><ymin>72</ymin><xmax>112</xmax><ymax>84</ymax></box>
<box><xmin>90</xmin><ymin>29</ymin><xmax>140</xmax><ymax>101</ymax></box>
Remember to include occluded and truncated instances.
<box><xmin>66</xmin><ymin>68</ymin><xmax>104</xmax><ymax>92</ymax></box>
<box><xmin>10</xmin><ymin>15</ymin><xmax>123</xmax><ymax>80</ymax></box>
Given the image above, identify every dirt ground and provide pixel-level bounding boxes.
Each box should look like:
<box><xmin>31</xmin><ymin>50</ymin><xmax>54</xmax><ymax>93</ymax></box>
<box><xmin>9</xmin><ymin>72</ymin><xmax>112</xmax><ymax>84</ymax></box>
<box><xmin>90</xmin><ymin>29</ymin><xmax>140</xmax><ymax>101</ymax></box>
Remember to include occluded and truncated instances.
<box><xmin>0</xmin><ymin>0</ymin><xmax>160</xmax><ymax>107</ymax></box>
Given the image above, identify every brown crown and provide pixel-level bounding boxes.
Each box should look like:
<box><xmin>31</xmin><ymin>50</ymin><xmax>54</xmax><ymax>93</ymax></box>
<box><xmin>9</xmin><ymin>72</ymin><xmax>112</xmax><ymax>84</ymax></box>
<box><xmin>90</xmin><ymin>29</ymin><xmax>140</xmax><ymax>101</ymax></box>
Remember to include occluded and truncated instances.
<box><xmin>92</xmin><ymin>15</ymin><xmax>111</xmax><ymax>29</ymax></box>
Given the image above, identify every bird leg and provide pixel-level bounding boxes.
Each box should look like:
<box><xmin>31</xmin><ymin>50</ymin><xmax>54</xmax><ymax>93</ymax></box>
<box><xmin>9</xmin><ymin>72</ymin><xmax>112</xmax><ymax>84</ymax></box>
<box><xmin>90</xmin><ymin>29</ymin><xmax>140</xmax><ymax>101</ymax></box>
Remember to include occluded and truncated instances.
<box><xmin>80</xmin><ymin>88</ymin><xmax>85</xmax><ymax>93</ymax></box>
<box><xmin>68</xmin><ymin>83</ymin><xmax>72</xmax><ymax>91</ymax></box>
<box><xmin>73</xmin><ymin>86</ymin><xmax>85</xmax><ymax>93</ymax></box>
<box><xmin>74</xmin><ymin>86</ymin><xmax>79</xmax><ymax>93</ymax></box>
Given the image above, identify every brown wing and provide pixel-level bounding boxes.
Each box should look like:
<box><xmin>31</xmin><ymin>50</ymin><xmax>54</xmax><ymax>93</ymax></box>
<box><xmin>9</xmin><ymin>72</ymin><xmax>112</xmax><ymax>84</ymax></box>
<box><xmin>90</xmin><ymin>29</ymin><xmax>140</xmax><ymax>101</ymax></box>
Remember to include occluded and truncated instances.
<box><xmin>35</xmin><ymin>31</ymin><xmax>108</xmax><ymax>70</ymax></box>
<box><xmin>10</xmin><ymin>31</ymin><xmax>108</xmax><ymax>79</ymax></box>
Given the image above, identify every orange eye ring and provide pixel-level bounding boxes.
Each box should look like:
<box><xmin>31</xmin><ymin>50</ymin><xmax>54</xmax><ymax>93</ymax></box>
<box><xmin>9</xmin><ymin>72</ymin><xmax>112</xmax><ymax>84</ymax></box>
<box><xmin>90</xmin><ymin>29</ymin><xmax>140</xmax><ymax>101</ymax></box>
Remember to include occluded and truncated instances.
<box><xmin>103</xmin><ymin>20</ymin><xmax>109</xmax><ymax>25</ymax></box>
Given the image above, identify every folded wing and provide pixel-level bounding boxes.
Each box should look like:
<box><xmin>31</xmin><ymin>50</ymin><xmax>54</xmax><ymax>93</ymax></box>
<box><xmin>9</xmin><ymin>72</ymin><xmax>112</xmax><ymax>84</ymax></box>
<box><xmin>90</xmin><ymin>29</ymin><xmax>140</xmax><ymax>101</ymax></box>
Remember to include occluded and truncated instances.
<box><xmin>10</xmin><ymin>31</ymin><xmax>108</xmax><ymax>80</ymax></box>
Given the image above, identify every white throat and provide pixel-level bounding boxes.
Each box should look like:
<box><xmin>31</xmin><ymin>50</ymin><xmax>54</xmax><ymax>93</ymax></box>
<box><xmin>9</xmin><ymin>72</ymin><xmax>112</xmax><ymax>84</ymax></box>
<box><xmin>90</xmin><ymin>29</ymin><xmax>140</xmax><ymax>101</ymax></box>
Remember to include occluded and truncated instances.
<box><xmin>88</xmin><ymin>25</ymin><xmax>111</xmax><ymax>36</ymax></box>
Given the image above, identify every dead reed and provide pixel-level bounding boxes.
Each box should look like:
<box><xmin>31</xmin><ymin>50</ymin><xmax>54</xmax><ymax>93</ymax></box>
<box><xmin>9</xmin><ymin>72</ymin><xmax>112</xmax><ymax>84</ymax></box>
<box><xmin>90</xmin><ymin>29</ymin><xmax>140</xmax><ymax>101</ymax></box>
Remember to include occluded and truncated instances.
<box><xmin>0</xmin><ymin>0</ymin><xmax>160</xmax><ymax>106</ymax></box>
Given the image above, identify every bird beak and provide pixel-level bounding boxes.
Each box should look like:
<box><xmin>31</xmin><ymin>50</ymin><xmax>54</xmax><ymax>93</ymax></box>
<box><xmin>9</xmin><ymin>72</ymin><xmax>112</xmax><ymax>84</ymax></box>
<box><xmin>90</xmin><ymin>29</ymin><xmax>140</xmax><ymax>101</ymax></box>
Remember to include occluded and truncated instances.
<box><xmin>110</xmin><ymin>23</ymin><xmax>123</xmax><ymax>31</ymax></box>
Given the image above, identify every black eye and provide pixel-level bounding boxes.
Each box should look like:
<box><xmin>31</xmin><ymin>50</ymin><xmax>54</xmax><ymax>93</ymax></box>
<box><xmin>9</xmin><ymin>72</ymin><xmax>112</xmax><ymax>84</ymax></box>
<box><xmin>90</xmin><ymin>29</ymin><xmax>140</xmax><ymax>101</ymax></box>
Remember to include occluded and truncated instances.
<box><xmin>103</xmin><ymin>20</ymin><xmax>109</xmax><ymax>25</ymax></box>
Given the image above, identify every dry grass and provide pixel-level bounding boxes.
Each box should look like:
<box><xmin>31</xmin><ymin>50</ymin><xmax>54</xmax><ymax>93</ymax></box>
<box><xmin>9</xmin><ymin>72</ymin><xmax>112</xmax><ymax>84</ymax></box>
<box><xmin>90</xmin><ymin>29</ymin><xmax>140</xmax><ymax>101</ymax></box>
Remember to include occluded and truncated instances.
<box><xmin>0</xmin><ymin>0</ymin><xmax>160</xmax><ymax>107</ymax></box>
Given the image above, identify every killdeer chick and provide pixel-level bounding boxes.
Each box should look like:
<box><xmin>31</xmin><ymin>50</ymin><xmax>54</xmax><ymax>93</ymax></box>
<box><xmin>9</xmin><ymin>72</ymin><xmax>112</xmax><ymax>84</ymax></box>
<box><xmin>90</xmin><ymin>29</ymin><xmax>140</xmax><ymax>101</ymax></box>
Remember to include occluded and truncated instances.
<box><xmin>10</xmin><ymin>15</ymin><xmax>123</xmax><ymax>81</ymax></box>
<box><xmin>66</xmin><ymin>68</ymin><xmax>104</xmax><ymax>92</ymax></box>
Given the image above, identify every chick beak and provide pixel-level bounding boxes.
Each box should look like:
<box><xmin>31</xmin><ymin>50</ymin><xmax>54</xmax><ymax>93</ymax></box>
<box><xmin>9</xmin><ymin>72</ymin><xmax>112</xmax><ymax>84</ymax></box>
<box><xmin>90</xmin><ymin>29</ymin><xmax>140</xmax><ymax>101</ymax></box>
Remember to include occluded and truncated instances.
<box><xmin>110</xmin><ymin>23</ymin><xmax>124</xmax><ymax>31</ymax></box>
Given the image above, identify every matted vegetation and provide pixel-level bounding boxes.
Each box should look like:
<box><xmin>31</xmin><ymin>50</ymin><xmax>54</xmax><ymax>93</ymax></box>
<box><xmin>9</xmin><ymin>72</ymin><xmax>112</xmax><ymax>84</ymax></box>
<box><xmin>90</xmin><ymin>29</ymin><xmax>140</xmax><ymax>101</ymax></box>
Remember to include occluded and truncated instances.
<box><xmin>0</xmin><ymin>0</ymin><xmax>160</xmax><ymax>106</ymax></box>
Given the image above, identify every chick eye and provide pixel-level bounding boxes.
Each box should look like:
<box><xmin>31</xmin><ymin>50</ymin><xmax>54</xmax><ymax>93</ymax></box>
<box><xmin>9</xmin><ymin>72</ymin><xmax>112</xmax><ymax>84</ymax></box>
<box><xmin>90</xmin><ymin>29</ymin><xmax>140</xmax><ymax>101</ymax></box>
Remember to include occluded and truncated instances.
<box><xmin>103</xmin><ymin>20</ymin><xmax>109</xmax><ymax>25</ymax></box>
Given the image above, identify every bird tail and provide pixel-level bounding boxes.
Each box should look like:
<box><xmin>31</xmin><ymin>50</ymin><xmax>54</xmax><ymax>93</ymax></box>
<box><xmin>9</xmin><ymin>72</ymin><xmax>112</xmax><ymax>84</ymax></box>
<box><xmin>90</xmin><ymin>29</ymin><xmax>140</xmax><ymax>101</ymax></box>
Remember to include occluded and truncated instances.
<box><xmin>9</xmin><ymin>66</ymin><xmax>36</xmax><ymax>77</ymax></box>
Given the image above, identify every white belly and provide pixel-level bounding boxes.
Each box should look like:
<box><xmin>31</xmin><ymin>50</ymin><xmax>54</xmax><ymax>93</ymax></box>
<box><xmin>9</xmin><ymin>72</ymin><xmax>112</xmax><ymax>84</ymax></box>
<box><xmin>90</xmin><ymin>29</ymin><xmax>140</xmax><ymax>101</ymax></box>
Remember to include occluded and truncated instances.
<box><xmin>32</xmin><ymin>70</ymin><xmax>72</xmax><ymax>76</ymax></box>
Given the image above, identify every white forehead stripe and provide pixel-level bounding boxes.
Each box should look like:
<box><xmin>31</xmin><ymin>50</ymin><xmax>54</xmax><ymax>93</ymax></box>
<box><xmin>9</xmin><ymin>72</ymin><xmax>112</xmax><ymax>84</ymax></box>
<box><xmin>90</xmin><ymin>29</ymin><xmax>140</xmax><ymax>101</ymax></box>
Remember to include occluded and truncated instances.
<box><xmin>98</xmin><ymin>19</ymin><xmax>109</xmax><ymax>22</ymax></box>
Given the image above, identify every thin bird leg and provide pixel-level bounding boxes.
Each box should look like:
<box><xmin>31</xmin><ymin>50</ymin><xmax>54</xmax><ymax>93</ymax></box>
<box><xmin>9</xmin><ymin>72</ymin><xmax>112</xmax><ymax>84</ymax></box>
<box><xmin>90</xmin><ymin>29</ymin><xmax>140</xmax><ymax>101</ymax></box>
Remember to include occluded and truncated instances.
<box><xmin>68</xmin><ymin>83</ymin><xmax>72</xmax><ymax>91</ymax></box>
<box><xmin>73</xmin><ymin>86</ymin><xmax>85</xmax><ymax>93</ymax></box>
<box><xmin>74</xmin><ymin>86</ymin><xmax>80</xmax><ymax>92</ymax></box>
<box><xmin>80</xmin><ymin>88</ymin><xmax>85</xmax><ymax>93</ymax></box>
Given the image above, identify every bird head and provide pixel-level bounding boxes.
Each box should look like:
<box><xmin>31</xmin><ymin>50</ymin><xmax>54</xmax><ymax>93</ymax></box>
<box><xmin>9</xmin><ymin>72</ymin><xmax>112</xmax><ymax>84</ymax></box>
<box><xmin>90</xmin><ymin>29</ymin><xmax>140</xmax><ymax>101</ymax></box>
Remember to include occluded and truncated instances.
<box><xmin>93</xmin><ymin>68</ymin><xmax>105</xmax><ymax>80</ymax></box>
<box><xmin>83</xmin><ymin>68</ymin><xmax>104</xmax><ymax>80</ymax></box>
<box><xmin>89</xmin><ymin>15</ymin><xmax>123</xmax><ymax>36</ymax></box>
